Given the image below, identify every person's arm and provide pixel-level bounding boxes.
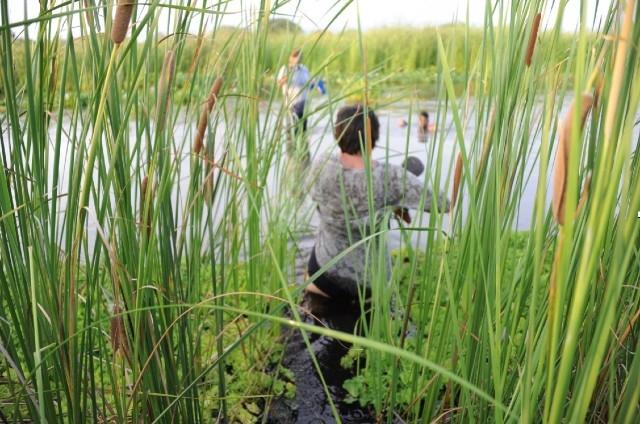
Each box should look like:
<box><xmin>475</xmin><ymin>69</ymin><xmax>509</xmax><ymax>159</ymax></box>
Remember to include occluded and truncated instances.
<box><xmin>388</xmin><ymin>165</ymin><xmax>450</xmax><ymax>213</ymax></box>
<box><xmin>277</xmin><ymin>66</ymin><xmax>287</xmax><ymax>87</ymax></box>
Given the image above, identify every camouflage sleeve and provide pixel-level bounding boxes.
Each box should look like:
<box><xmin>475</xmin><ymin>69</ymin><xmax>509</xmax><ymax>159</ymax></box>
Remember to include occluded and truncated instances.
<box><xmin>387</xmin><ymin>165</ymin><xmax>450</xmax><ymax>213</ymax></box>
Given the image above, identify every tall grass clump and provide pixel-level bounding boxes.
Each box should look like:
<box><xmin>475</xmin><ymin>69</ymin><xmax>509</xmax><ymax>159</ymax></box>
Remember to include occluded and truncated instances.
<box><xmin>0</xmin><ymin>0</ymin><xmax>639</xmax><ymax>423</ymax></box>
<box><xmin>336</xmin><ymin>0</ymin><xmax>640</xmax><ymax>423</ymax></box>
<box><xmin>0</xmin><ymin>0</ymin><xmax>339</xmax><ymax>421</ymax></box>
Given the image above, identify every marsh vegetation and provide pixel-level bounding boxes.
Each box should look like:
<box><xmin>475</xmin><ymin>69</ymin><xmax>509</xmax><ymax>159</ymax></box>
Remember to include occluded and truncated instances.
<box><xmin>0</xmin><ymin>0</ymin><xmax>639</xmax><ymax>422</ymax></box>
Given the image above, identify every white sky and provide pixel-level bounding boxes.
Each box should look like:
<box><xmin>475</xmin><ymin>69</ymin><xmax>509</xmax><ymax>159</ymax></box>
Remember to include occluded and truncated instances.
<box><xmin>5</xmin><ymin>0</ymin><xmax>615</xmax><ymax>37</ymax></box>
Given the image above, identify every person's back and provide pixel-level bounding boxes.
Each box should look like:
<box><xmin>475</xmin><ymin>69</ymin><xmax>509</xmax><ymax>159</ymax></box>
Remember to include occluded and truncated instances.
<box><xmin>307</xmin><ymin>105</ymin><xmax>450</xmax><ymax>299</ymax></box>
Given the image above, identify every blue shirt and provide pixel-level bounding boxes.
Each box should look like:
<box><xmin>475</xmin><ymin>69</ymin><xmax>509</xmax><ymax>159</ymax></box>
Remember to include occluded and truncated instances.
<box><xmin>278</xmin><ymin>64</ymin><xmax>310</xmax><ymax>105</ymax></box>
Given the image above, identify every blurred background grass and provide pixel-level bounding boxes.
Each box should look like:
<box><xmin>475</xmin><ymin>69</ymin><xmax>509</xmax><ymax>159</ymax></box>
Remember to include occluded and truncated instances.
<box><xmin>1</xmin><ymin>23</ymin><xmax>578</xmax><ymax>108</ymax></box>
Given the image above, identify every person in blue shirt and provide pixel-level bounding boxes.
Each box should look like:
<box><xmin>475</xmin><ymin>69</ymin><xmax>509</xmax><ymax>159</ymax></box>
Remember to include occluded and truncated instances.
<box><xmin>278</xmin><ymin>48</ymin><xmax>311</xmax><ymax>162</ymax></box>
<box><xmin>278</xmin><ymin>48</ymin><xmax>310</xmax><ymax>132</ymax></box>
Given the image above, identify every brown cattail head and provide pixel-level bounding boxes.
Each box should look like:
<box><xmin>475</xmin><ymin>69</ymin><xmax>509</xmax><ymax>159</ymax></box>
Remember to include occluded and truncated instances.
<box><xmin>451</xmin><ymin>152</ymin><xmax>463</xmax><ymax>210</ymax></box>
<box><xmin>194</xmin><ymin>76</ymin><xmax>224</xmax><ymax>155</ymax></box>
<box><xmin>110</xmin><ymin>305</ymin><xmax>128</xmax><ymax>357</ymax></box>
<box><xmin>552</xmin><ymin>94</ymin><xmax>594</xmax><ymax>224</ymax></box>
<box><xmin>525</xmin><ymin>13</ymin><xmax>542</xmax><ymax>67</ymax></box>
<box><xmin>206</xmin><ymin>77</ymin><xmax>223</xmax><ymax>111</ymax></box>
<box><xmin>111</xmin><ymin>0</ymin><xmax>134</xmax><ymax>45</ymax></box>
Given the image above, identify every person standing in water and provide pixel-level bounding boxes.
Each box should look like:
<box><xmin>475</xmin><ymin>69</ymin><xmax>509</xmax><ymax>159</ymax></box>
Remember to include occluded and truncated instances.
<box><xmin>417</xmin><ymin>110</ymin><xmax>435</xmax><ymax>142</ymax></box>
<box><xmin>278</xmin><ymin>48</ymin><xmax>311</xmax><ymax>162</ymax></box>
<box><xmin>306</xmin><ymin>104</ymin><xmax>450</xmax><ymax>299</ymax></box>
<box><xmin>399</xmin><ymin>110</ymin><xmax>436</xmax><ymax>142</ymax></box>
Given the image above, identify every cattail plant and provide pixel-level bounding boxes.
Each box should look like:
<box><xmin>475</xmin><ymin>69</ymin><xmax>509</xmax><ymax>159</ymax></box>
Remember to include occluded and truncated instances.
<box><xmin>110</xmin><ymin>305</ymin><xmax>129</xmax><ymax>359</ymax></box>
<box><xmin>111</xmin><ymin>0</ymin><xmax>134</xmax><ymax>45</ymax></box>
<box><xmin>365</xmin><ymin>114</ymin><xmax>373</xmax><ymax>156</ymax></box>
<box><xmin>476</xmin><ymin>106</ymin><xmax>496</xmax><ymax>180</ymax></box>
<box><xmin>203</xmin><ymin>145</ymin><xmax>218</xmax><ymax>204</ymax></box>
<box><xmin>82</xmin><ymin>0</ymin><xmax>94</xmax><ymax>28</ymax></box>
<box><xmin>194</xmin><ymin>76</ymin><xmax>224</xmax><ymax>155</ymax></box>
<box><xmin>593</xmin><ymin>70</ymin><xmax>604</xmax><ymax>106</ymax></box>
<box><xmin>187</xmin><ymin>34</ymin><xmax>205</xmax><ymax>76</ymax></box>
<box><xmin>552</xmin><ymin>93</ymin><xmax>594</xmax><ymax>224</ymax></box>
<box><xmin>575</xmin><ymin>172</ymin><xmax>592</xmax><ymax>217</ymax></box>
<box><xmin>451</xmin><ymin>152</ymin><xmax>463</xmax><ymax>211</ymax></box>
<box><xmin>155</xmin><ymin>49</ymin><xmax>176</xmax><ymax>135</ymax></box>
<box><xmin>140</xmin><ymin>175</ymin><xmax>154</xmax><ymax>236</ymax></box>
<box><xmin>524</xmin><ymin>13</ymin><xmax>542</xmax><ymax>67</ymax></box>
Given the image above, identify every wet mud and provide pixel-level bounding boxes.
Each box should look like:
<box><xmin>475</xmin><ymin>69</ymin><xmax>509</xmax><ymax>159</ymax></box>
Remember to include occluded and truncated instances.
<box><xmin>267</xmin><ymin>292</ymin><xmax>376</xmax><ymax>423</ymax></box>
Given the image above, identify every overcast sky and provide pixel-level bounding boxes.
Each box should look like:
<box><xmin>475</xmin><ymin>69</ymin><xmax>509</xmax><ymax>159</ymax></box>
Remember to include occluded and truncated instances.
<box><xmin>5</xmin><ymin>0</ymin><xmax>614</xmax><ymax>36</ymax></box>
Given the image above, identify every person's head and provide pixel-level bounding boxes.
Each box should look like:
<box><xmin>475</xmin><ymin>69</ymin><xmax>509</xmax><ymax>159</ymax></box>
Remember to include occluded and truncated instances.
<box><xmin>289</xmin><ymin>48</ymin><xmax>302</xmax><ymax>67</ymax></box>
<box><xmin>334</xmin><ymin>104</ymin><xmax>380</xmax><ymax>155</ymax></box>
<box><xmin>418</xmin><ymin>110</ymin><xmax>429</xmax><ymax>128</ymax></box>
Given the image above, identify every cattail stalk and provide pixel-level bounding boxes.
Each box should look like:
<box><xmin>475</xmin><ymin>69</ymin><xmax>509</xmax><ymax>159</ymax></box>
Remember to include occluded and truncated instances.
<box><xmin>187</xmin><ymin>34</ymin><xmax>205</xmax><ymax>76</ymax></box>
<box><xmin>595</xmin><ymin>307</ymin><xmax>640</xmax><ymax>390</ymax></box>
<box><xmin>451</xmin><ymin>152</ymin><xmax>463</xmax><ymax>211</ymax></box>
<box><xmin>575</xmin><ymin>172</ymin><xmax>592</xmax><ymax>217</ymax></box>
<box><xmin>83</xmin><ymin>0</ymin><xmax>94</xmax><ymax>28</ymax></box>
<box><xmin>592</xmin><ymin>69</ymin><xmax>605</xmax><ymax>106</ymax></box>
<box><xmin>476</xmin><ymin>106</ymin><xmax>496</xmax><ymax>180</ymax></box>
<box><xmin>111</xmin><ymin>0</ymin><xmax>134</xmax><ymax>45</ymax></box>
<box><xmin>604</xmin><ymin>0</ymin><xmax>634</xmax><ymax>145</ymax></box>
<box><xmin>552</xmin><ymin>94</ymin><xmax>594</xmax><ymax>224</ymax></box>
<box><xmin>155</xmin><ymin>49</ymin><xmax>176</xmax><ymax>135</ymax></box>
<box><xmin>203</xmin><ymin>145</ymin><xmax>216</xmax><ymax>203</ymax></box>
<box><xmin>140</xmin><ymin>175</ymin><xmax>153</xmax><ymax>236</ymax></box>
<box><xmin>524</xmin><ymin>13</ymin><xmax>542</xmax><ymax>67</ymax></box>
<box><xmin>194</xmin><ymin>76</ymin><xmax>224</xmax><ymax>155</ymax></box>
<box><xmin>365</xmin><ymin>114</ymin><xmax>373</xmax><ymax>157</ymax></box>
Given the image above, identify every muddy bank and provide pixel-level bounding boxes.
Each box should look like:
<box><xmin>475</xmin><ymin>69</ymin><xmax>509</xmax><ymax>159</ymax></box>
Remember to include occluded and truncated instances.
<box><xmin>267</xmin><ymin>291</ymin><xmax>376</xmax><ymax>423</ymax></box>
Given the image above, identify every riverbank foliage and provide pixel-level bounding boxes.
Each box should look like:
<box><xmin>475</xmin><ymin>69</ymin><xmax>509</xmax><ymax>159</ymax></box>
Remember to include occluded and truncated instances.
<box><xmin>1</xmin><ymin>23</ymin><xmax>578</xmax><ymax>108</ymax></box>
